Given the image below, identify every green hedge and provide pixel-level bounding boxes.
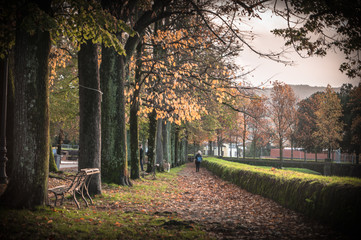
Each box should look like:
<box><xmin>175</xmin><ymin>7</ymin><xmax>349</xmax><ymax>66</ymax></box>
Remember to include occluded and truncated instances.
<box><xmin>202</xmin><ymin>157</ymin><xmax>361</xmax><ymax>232</ymax></box>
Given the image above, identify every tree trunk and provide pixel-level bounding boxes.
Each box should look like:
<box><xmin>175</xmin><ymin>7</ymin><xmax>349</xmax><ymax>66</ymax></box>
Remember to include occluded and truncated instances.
<box><xmin>253</xmin><ymin>138</ymin><xmax>256</xmax><ymax>160</ymax></box>
<box><xmin>1</xmin><ymin>14</ymin><xmax>51</xmax><ymax>207</ymax></box>
<box><xmin>78</xmin><ymin>41</ymin><xmax>101</xmax><ymax>194</ymax></box>
<box><xmin>49</xmin><ymin>144</ymin><xmax>57</xmax><ymax>172</ymax></box>
<box><xmin>162</xmin><ymin>120</ymin><xmax>171</xmax><ymax>165</ymax></box>
<box><xmin>327</xmin><ymin>147</ymin><xmax>331</xmax><ymax>161</ymax></box>
<box><xmin>0</xmin><ymin>57</ymin><xmax>9</xmax><ymax>186</ymax></box>
<box><xmin>279</xmin><ymin>137</ymin><xmax>283</xmax><ymax>166</ymax></box>
<box><xmin>181</xmin><ymin>138</ymin><xmax>187</xmax><ymax>164</ymax></box>
<box><xmin>291</xmin><ymin>138</ymin><xmax>294</xmax><ymax>161</ymax></box>
<box><xmin>147</xmin><ymin>110</ymin><xmax>157</xmax><ymax>173</ymax></box>
<box><xmin>236</xmin><ymin>136</ymin><xmax>239</xmax><ymax>159</ymax></box>
<box><xmin>185</xmin><ymin>131</ymin><xmax>189</xmax><ymax>162</ymax></box>
<box><xmin>229</xmin><ymin>134</ymin><xmax>232</xmax><ymax>157</ymax></box>
<box><xmin>100</xmin><ymin>45</ymin><xmax>129</xmax><ymax>186</ymax></box>
<box><xmin>129</xmin><ymin>42</ymin><xmax>143</xmax><ymax>180</ymax></box>
<box><xmin>171</xmin><ymin>123</ymin><xmax>176</xmax><ymax>167</ymax></box>
<box><xmin>208</xmin><ymin>141</ymin><xmax>212</xmax><ymax>156</ymax></box>
<box><xmin>174</xmin><ymin>125</ymin><xmax>180</xmax><ymax>166</ymax></box>
<box><xmin>129</xmin><ymin>99</ymin><xmax>139</xmax><ymax>179</ymax></box>
<box><xmin>243</xmin><ymin>113</ymin><xmax>246</xmax><ymax>160</ymax></box>
<box><xmin>5</xmin><ymin>51</ymin><xmax>14</xmax><ymax>178</ymax></box>
<box><xmin>156</xmin><ymin>118</ymin><xmax>163</xmax><ymax>169</ymax></box>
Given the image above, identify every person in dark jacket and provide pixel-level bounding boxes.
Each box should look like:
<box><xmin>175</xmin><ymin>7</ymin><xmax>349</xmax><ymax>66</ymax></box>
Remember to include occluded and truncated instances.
<box><xmin>194</xmin><ymin>150</ymin><xmax>202</xmax><ymax>172</ymax></box>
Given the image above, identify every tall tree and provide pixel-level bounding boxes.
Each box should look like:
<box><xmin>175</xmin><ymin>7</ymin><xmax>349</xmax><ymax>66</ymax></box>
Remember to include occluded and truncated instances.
<box><xmin>147</xmin><ymin>109</ymin><xmax>157</xmax><ymax>172</ymax></box>
<box><xmin>269</xmin><ymin>81</ymin><xmax>297</xmax><ymax>163</ymax></box>
<box><xmin>248</xmin><ymin>97</ymin><xmax>268</xmax><ymax>159</ymax></box>
<box><xmin>349</xmin><ymin>83</ymin><xmax>361</xmax><ymax>164</ymax></box>
<box><xmin>1</xmin><ymin>1</ymin><xmax>51</xmax><ymax>208</ymax></box>
<box><xmin>129</xmin><ymin>42</ymin><xmax>143</xmax><ymax>180</ymax></box>
<box><xmin>338</xmin><ymin>84</ymin><xmax>354</xmax><ymax>157</ymax></box>
<box><xmin>313</xmin><ymin>85</ymin><xmax>343</xmax><ymax>160</ymax></box>
<box><xmin>78</xmin><ymin>40</ymin><xmax>102</xmax><ymax>194</ymax></box>
<box><xmin>295</xmin><ymin>92</ymin><xmax>322</xmax><ymax>160</ymax></box>
<box><xmin>100</xmin><ymin>0</ymin><xmax>166</xmax><ymax>184</ymax></box>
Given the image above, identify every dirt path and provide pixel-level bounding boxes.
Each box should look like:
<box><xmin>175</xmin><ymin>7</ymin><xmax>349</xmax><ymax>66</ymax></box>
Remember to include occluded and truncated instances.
<box><xmin>159</xmin><ymin>162</ymin><xmax>350</xmax><ymax>240</ymax></box>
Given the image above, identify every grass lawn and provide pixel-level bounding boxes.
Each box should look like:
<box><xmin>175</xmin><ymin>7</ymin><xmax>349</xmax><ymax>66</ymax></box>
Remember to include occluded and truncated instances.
<box><xmin>0</xmin><ymin>165</ymin><xmax>209</xmax><ymax>240</ymax></box>
<box><xmin>254</xmin><ymin>165</ymin><xmax>322</xmax><ymax>175</ymax></box>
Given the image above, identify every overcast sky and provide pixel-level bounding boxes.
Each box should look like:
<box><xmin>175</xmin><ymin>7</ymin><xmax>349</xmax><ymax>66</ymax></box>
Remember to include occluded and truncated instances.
<box><xmin>235</xmin><ymin>10</ymin><xmax>360</xmax><ymax>88</ymax></box>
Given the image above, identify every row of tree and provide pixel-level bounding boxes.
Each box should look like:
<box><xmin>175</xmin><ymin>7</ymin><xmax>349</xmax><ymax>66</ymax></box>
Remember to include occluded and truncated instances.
<box><xmin>189</xmin><ymin>81</ymin><xmax>361</xmax><ymax>164</ymax></box>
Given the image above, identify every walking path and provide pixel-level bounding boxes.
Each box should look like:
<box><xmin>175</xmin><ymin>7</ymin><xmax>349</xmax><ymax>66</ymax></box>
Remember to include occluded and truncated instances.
<box><xmin>160</xmin><ymin>163</ymin><xmax>350</xmax><ymax>240</ymax></box>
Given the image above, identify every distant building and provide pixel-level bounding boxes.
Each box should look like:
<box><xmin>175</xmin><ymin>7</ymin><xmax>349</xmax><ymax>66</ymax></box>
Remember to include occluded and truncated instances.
<box><xmin>203</xmin><ymin>142</ymin><xmax>243</xmax><ymax>158</ymax></box>
<box><xmin>268</xmin><ymin>148</ymin><xmax>356</xmax><ymax>163</ymax></box>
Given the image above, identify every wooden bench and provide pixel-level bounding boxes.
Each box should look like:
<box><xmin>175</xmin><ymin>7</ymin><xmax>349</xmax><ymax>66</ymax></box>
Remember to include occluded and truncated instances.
<box><xmin>48</xmin><ymin>168</ymin><xmax>100</xmax><ymax>209</ymax></box>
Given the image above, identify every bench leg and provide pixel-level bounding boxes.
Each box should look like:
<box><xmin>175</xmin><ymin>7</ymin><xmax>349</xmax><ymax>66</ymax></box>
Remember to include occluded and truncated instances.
<box><xmin>79</xmin><ymin>187</ymin><xmax>89</xmax><ymax>207</ymax></box>
<box><xmin>83</xmin><ymin>184</ymin><xmax>93</xmax><ymax>205</ymax></box>
<box><xmin>49</xmin><ymin>192</ymin><xmax>58</xmax><ymax>207</ymax></box>
<box><xmin>60</xmin><ymin>193</ymin><xmax>65</xmax><ymax>206</ymax></box>
<box><xmin>72</xmin><ymin>190</ymin><xmax>80</xmax><ymax>209</ymax></box>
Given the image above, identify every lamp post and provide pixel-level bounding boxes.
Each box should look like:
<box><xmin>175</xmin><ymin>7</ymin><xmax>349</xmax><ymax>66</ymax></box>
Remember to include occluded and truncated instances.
<box><xmin>0</xmin><ymin>56</ymin><xmax>9</xmax><ymax>185</ymax></box>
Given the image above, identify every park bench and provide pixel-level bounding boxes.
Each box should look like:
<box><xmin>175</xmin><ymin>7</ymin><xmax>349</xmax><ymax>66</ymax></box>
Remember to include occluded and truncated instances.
<box><xmin>48</xmin><ymin>168</ymin><xmax>100</xmax><ymax>209</ymax></box>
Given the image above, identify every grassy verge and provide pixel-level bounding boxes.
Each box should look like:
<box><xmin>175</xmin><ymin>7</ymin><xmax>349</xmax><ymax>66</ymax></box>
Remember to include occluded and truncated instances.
<box><xmin>0</xmin><ymin>165</ymin><xmax>209</xmax><ymax>240</ymax></box>
<box><xmin>202</xmin><ymin>157</ymin><xmax>361</xmax><ymax>233</ymax></box>
<box><xmin>254</xmin><ymin>165</ymin><xmax>321</xmax><ymax>175</ymax></box>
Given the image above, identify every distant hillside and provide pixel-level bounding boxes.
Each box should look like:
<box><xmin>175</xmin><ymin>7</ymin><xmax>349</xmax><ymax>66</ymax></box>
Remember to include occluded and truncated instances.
<box><xmin>257</xmin><ymin>84</ymin><xmax>341</xmax><ymax>100</ymax></box>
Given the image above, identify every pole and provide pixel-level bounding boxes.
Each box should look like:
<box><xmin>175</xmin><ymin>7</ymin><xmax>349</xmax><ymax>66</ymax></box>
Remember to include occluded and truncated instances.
<box><xmin>0</xmin><ymin>57</ymin><xmax>9</xmax><ymax>184</ymax></box>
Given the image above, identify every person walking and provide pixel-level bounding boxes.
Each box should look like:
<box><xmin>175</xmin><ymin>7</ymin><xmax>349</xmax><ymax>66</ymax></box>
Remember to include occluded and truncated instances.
<box><xmin>195</xmin><ymin>150</ymin><xmax>202</xmax><ymax>172</ymax></box>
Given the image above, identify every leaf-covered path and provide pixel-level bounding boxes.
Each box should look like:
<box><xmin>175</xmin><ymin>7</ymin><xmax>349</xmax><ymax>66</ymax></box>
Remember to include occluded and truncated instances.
<box><xmin>154</xmin><ymin>162</ymin><xmax>349</xmax><ymax>240</ymax></box>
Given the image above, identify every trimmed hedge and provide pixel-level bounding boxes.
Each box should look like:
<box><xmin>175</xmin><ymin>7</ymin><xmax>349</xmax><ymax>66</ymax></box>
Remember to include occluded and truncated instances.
<box><xmin>221</xmin><ymin>157</ymin><xmax>361</xmax><ymax>178</ymax></box>
<box><xmin>203</xmin><ymin>157</ymin><xmax>361</xmax><ymax>232</ymax></box>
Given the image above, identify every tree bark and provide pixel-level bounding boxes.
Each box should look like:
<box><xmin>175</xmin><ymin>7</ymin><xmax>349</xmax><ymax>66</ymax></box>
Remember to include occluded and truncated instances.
<box><xmin>78</xmin><ymin>41</ymin><xmax>101</xmax><ymax>194</ymax></box>
<box><xmin>156</xmin><ymin>118</ymin><xmax>163</xmax><ymax>169</ymax></box>
<box><xmin>279</xmin><ymin>137</ymin><xmax>283</xmax><ymax>166</ymax></box>
<box><xmin>100</xmin><ymin>45</ymin><xmax>130</xmax><ymax>185</ymax></box>
<box><xmin>291</xmin><ymin>138</ymin><xmax>294</xmax><ymax>161</ymax></box>
<box><xmin>185</xmin><ymin>131</ymin><xmax>188</xmax><ymax>162</ymax></box>
<box><xmin>1</xmin><ymin>12</ymin><xmax>51</xmax><ymax>207</ymax></box>
<box><xmin>208</xmin><ymin>141</ymin><xmax>213</xmax><ymax>156</ymax></box>
<box><xmin>147</xmin><ymin>110</ymin><xmax>157</xmax><ymax>173</ymax></box>
<box><xmin>129</xmin><ymin>42</ymin><xmax>143</xmax><ymax>180</ymax></box>
<box><xmin>252</xmin><ymin>138</ymin><xmax>257</xmax><ymax>160</ymax></box>
<box><xmin>162</xmin><ymin>120</ymin><xmax>171</xmax><ymax>165</ymax></box>
<box><xmin>174</xmin><ymin>125</ymin><xmax>180</xmax><ymax>166</ymax></box>
<box><xmin>236</xmin><ymin>136</ymin><xmax>239</xmax><ymax>159</ymax></box>
<box><xmin>5</xmin><ymin>51</ymin><xmax>14</xmax><ymax>178</ymax></box>
<box><xmin>49</xmin><ymin>144</ymin><xmax>57</xmax><ymax>172</ymax></box>
<box><xmin>171</xmin><ymin>123</ymin><xmax>176</xmax><ymax>167</ymax></box>
<box><xmin>243</xmin><ymin>113</ymin><xmax>246</xmax><ymax>160</ymax></box>
<box><xmin>129</xmin><ymin>100</ymin><xmax>139</xmax><ymax>179</ymax></box>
